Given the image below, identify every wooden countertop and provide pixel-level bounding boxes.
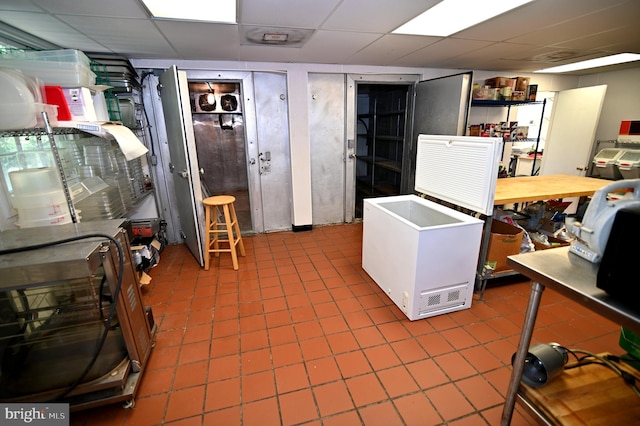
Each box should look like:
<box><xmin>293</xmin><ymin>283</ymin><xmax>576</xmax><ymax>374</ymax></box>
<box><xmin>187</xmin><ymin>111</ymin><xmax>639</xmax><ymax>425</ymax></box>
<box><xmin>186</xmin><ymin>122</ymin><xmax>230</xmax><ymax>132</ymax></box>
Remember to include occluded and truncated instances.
<box><xmin>494</xmin><ymin>174</ymin><xmax>611</xmax><ymax>205</ymax></box>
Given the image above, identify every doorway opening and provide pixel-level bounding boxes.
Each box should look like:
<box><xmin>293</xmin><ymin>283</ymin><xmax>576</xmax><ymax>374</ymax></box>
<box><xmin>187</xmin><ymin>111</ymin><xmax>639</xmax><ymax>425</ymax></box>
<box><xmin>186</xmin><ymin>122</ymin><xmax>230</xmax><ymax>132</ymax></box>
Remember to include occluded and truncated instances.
<box><xmin>187</xmin><ymin>81</ymin><xmax>252</xmax><ymax>232</ymax></box>
<box><xmin>354</xmin><ymin>84</ymin><xmax>412</xmax><ymax>218</ymax></box>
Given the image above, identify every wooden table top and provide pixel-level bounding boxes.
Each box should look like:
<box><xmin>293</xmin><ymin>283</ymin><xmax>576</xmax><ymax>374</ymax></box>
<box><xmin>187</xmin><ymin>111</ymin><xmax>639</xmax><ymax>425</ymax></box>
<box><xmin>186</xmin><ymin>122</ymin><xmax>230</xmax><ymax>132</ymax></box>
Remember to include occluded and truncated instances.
<box><xmin>494</xmin><ymin>174</ymin><xmax>611</xmax><ymax>205</ymax></box>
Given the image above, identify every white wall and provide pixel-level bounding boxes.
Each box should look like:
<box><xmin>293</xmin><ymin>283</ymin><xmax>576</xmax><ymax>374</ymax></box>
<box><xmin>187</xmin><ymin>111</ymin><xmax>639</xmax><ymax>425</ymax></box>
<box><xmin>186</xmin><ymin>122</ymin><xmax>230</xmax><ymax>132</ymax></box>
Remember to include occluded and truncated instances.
<box><xmin>578</xmin><ymin>67</ymin><xmax>640</xmax><ymax>142</ymax></box>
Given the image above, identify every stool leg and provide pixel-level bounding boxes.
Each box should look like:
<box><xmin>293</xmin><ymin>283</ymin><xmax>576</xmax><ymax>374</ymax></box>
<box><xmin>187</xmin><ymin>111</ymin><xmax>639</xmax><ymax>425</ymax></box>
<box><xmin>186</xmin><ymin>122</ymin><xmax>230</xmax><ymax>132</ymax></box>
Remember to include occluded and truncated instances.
<box><xmin>229</xmin><ymin>202</ymin><xmax>245</xmax><ymax>256</ymax></box>
<box><xmin>204</xmin><ymin>204</ymin><xmax>211</xmax><ymax>270</ymax></box>
<box><xmin>212</xmin><ymin>206</ymin><xmax>221</xmax><ymax>257</ymax></box>
<box><xmin>223</xmin><ymin>204</ymin><xmax>239</xmax><ymax>270</ymax></box>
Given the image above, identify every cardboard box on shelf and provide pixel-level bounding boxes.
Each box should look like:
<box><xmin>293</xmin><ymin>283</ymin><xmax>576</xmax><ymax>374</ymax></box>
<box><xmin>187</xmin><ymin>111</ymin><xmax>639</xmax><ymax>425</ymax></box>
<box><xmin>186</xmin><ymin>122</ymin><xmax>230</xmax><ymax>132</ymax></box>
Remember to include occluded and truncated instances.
<box><xmin>511</xmin><ymin>91</ymin><xmax>526</xmax><ymax>101</ymax></box>
<box><xmin>485</xmin><ymin>77</ymin><xmax>515</xmax><ymax>88</ymax></box>
<box><xmin>485</xmin><ymin>220</ymin><xmax>524</xmax><ymax>272</ymax></box>
<box><xmin>514</xmin><ymin>77</ymin><xmax>531</xmax><ymax>92</ymax></box>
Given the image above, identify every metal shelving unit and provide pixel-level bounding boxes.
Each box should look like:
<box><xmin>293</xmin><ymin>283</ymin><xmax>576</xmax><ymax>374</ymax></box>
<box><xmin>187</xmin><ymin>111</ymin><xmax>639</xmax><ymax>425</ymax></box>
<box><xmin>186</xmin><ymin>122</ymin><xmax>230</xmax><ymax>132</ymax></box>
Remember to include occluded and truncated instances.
<box><xmin>471</xmin><ymin>99</ymin><xmax>547</xmax><ymax>176</ymax></box>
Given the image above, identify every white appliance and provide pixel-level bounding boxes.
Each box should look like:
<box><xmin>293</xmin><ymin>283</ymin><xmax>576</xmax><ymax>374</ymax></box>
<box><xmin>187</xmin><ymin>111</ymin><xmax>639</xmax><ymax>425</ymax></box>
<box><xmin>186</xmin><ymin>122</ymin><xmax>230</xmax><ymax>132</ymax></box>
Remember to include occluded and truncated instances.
<box><xmin>569</xmin><ymin>179</ymin><xmax>640</xmax><ymax>263</ymax></box>
<box><xmin>362</xmin><ymin>135</ymin><xmax>502</xmax><ymax>320</ymax></box>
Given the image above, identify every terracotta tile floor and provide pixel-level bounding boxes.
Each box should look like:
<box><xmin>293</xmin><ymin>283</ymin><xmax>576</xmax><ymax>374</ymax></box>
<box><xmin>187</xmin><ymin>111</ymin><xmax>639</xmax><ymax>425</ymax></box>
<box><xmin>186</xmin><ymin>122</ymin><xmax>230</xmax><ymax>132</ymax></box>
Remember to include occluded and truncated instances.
<box><xmin>71</xmin><ymin>223</ymin><xmax>621</xmax><ymax>425</ymax></box>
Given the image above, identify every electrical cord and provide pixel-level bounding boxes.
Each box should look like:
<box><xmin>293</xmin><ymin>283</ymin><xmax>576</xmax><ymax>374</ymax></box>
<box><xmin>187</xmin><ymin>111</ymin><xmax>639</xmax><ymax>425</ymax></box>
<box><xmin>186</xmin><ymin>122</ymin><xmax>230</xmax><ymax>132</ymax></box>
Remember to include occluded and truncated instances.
<box><xmin>0</xmin><ymin>233</ymin><xmax>125</xmax><ymax>401</ymax></box>
<box><xmin>562</xmin><ymin>346</ymin><xmax>640</xmax><ymax>399</ymax></box>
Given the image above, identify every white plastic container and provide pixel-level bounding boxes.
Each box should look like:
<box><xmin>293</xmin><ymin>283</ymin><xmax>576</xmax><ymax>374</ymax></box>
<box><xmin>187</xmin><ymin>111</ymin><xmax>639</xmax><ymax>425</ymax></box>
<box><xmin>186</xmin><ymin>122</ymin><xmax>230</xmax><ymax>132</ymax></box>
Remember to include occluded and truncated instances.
<box><xmin>593</xmin><ymin>148</ymin><xmax>627</xmax><ymax>179</ymax></box>
<box><xmin>615</xmin><ymin>149</ymin><xmax>640</xmax><ymax>179</ymax></box>
<box><xmin>0</xmin><ymin>58</ymin><xmax>95</xmax><ymax>87</ymax></box>
<box><xmin>9</xmin><ymin>167</ymin><xmax>63</xmax><ymax>195</ymax></box>
<box><xmin>362</xmin><ymin>195</ymin><xmax>483</xmax><ymax>320</ymax></box>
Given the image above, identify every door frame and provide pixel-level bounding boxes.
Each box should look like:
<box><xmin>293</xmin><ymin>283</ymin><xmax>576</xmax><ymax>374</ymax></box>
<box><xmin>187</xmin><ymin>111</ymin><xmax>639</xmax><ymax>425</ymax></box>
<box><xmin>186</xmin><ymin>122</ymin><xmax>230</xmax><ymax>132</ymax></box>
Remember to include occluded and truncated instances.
<box><xmin>346</xmin><ymin>74</ymin><xmax>420</xmax><ymax>222</ymax></box>
<box><xmin>185</xmin><ymin>70</ymin><xmax>264</xmax><ymax>233</ymax></box>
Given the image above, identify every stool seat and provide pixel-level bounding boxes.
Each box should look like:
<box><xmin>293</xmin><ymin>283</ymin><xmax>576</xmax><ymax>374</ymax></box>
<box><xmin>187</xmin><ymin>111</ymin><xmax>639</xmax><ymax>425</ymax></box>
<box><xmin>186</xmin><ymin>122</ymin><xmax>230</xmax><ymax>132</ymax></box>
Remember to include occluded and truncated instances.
<box><xmin>203</xmin><ymin>195</ymin><xmax>245</xmax><ymax>270</ymax></box>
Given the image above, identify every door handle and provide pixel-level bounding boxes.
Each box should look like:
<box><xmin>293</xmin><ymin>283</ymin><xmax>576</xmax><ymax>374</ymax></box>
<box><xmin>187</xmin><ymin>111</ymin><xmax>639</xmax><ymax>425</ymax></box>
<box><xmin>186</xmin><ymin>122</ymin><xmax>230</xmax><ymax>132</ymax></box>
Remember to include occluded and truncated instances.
<box><xmin>179</xmin><ymin>170</ymin><xmax>189</xmax><ymax>178</ymax></box>
<box><xmin>348</xmin><ymin>153</ymin><xmax>356</xmax><ymax>158</ymax></box>
<box><xmin>576</xmin><ymin>166</ymin><xmax>586</xmax><ymax>171</ymax></box>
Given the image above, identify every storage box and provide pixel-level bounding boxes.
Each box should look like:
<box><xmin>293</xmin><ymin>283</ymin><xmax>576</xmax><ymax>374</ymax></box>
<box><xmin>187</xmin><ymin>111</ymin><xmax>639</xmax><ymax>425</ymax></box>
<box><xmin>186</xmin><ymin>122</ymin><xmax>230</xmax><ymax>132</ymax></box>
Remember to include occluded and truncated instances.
<box><xmin>615</xmin><ymin>149</ymin><xmax>640</xmax><ymax>179</ymax></box>
<box><xmin>62</xmin><ymin>87</ymin><xmax>98</xmax><ymax>121</ymax></box>
<box><xmin>485</xmin><ymin>77</ymin><xmax>515</xmax><ymax>88</ymax></box>
<box><xmin>485</xmin><ymin>220</ymin><xmax>524</xmax><ymax>272</ymax></box>
<box><xmin>532</xmin><ymin>236</ymin><xmax>570</xmax><ymax>251</ymax></box>
<box><xmin>0</xmin><ymin>57</ymin><xmax>95</xmax><ymax>87</ymax></box>
<box><xmin>593</xmin><ymin>148</ymin><xmax>627</xmax><ymax>179</ymax></box>
<box><xmin>514</xmin><ymin>77</ymin><xmax>530</xmax><ymax>92</ymax></box>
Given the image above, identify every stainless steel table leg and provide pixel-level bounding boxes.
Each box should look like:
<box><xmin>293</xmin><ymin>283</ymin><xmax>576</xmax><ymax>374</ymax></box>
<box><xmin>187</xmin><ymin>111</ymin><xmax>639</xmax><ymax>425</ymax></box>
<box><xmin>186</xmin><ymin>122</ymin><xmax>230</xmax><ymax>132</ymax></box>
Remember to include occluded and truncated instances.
<box><xmin>476</xmin><ymin>215</ymin><xmax>494</xmax><ymax>299</ymax></box>
<box><xmin>501</xmin><ymin>281</ymin><xmax>545</xmax><ymax>425</ymax></box>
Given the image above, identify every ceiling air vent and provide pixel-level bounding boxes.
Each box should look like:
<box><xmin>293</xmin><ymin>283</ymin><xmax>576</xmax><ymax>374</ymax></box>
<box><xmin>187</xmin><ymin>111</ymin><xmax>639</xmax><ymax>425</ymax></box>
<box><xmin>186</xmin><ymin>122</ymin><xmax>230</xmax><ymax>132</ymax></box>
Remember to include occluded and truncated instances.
<box><xmin>240</xmin><ymin>26</ymin><xmax>314</xmax><ymax>47</ymax></box>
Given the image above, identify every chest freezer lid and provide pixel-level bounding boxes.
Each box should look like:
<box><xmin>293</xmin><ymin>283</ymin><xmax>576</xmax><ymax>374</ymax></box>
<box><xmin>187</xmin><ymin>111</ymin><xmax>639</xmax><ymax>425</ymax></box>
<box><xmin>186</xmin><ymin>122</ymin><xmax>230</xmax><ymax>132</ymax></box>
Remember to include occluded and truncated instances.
<box><xmin>415</xmin><ymin>134</ymin><xmax>502</xmax><ymax>216</ymax></box>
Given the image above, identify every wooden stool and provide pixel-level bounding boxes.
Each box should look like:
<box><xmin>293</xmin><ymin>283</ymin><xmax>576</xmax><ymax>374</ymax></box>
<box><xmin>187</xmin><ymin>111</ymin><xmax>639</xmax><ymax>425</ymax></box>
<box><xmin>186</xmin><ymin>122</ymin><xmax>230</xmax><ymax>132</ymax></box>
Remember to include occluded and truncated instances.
<box><xmin>203</xmin><ymin>195</ymin><xmax>245</xmax><ymax>270</ymax></box>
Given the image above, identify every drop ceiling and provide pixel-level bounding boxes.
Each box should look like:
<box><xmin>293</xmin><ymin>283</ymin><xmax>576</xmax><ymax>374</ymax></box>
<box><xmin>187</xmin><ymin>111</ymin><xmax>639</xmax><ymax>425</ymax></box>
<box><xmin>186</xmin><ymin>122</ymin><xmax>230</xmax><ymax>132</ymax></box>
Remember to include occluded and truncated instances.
<box><xmin>0</xmin><ymin>0</ymin><xmax>639</xmax><ymax>74</ymax></box>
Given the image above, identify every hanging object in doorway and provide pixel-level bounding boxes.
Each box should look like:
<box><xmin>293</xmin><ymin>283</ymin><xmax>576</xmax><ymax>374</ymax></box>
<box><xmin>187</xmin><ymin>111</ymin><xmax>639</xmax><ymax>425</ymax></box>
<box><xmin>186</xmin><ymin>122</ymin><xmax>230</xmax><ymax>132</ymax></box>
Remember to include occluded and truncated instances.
<box><xmin>198</xmin><ymin>83</ymin><xmax>216</xmax><ymax>111</ymax></box>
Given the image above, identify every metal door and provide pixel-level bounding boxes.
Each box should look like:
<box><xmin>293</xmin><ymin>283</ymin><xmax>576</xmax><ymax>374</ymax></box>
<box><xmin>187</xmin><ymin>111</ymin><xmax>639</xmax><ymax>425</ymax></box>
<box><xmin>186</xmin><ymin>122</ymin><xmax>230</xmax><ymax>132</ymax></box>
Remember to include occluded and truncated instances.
<box><xmin>540</xmin><ymin>85</ymin><xmax>608</xmax><ymax>176</ymax></box>
<box><xmin>254</xmin><ymin>72</ymin><xmax>292</xmax><ymax>231</ymax></box>
<box><xmin>159</xmin><ymin>66</ymin><xmax>205</xmax><ymax>265</ymax></box>
<box><xmin>309</xmin><ymin>73</ymin><xmax>346</xmax><ymax>225</ymax></box>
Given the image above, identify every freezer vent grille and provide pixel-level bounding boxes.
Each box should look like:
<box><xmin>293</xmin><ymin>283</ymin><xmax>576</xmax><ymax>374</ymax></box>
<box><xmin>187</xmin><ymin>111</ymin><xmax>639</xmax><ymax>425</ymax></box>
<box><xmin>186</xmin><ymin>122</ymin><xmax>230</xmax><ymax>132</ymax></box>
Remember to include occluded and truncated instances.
<box><xmin>428</xmin><ymin>294</ymin><xmax>441</xmax><ymax>306</ymax></box>
<box><xmin>419</xmin><ymin>283</ymin><xmax>469</xmax><ymax>316</ymax></box>
<box><xmin>448</xmin><ymin>290</ymin><xmax>460</xmax><ymax>302</ymax></box>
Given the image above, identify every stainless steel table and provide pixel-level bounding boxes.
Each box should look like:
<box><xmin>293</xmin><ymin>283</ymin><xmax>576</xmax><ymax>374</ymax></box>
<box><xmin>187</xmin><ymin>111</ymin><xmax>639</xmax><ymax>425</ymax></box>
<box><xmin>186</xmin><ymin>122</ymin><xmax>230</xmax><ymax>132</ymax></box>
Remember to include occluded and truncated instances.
<box><xmin>501</xmin><ymin>246</ymin><xmax>640</xmax><ymax>425</ymax></box>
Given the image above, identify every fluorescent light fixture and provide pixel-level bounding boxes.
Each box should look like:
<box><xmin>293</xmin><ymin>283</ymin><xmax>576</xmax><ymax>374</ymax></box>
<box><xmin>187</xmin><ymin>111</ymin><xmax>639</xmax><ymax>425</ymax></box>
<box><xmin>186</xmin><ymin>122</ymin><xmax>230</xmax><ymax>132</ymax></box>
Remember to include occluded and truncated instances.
<box><xmin>534</xmin><ymin>53</ymin><xmax>640</xmax><ymax>73</ymax></box>
<box><xmin>393</xmin><ymin>0</ymin><xmax>533</xmax><ymax>37</ymax></box>
<box><xmin>141</xmin><ymin>0</ymin><xmax>236</xmax><ymax>23</ymax></box>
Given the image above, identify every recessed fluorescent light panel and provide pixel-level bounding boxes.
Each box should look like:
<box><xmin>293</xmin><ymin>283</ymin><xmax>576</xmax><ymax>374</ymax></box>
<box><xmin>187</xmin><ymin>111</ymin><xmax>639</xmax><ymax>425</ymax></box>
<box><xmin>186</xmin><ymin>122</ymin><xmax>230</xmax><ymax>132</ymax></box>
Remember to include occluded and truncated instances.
<box><xmin>534</xmin><ymin>53</ymin><xmax>640</xmax><ymax>73</ymax></box>
<box><xmin>141</xmin><ymin>0</ymin><xmax>236</xmax><ymax>23</ymax></box>
<box><xmin>393</xmin><ymin>0</ymin><xmax>533</xmax><ymax>37</ymax></box>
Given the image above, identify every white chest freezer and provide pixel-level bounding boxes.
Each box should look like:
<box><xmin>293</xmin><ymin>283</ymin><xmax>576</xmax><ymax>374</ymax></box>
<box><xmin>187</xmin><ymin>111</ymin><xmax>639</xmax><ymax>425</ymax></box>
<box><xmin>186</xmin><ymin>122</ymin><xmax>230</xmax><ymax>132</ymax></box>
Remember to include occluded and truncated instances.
<box><xmin>362</xmin><ymin>135</ymin><xmax>502</xmax><ymax>320</ymax></box>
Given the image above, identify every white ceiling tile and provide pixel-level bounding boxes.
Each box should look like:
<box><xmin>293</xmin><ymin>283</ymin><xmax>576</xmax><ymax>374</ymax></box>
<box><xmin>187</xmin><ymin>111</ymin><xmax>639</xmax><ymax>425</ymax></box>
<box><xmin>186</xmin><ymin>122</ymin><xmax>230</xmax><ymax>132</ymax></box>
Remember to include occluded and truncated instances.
<box><xmin>58</xmin><ymin>15</ymin><xmax>175</xmax><ymax>56</ymax></box>
<box><xmin>322</xmin><ymin>0</ymin><xmax>437</xmax><ymax>32</ymax></box>
<box><xmin>296</xmin><ymin>30</ymin><xmax>380</xmax><ymax>64</ymax></box>
<box><xmin>345</xmin><ymin>34</ymin><xmax>440</xmax><ymax>66</ymax></box>
<box><xmin>240</xmin><ymin>0</ymin><xmax>341</xmax><ymax>27</ymax></box>
<box><xmin>156</xmin><ymin>21</ymin><xmax>240</xmax><ymax>60</ymax></box>
<box><xmin>394</xmin><ymin>38</ymin><xmax>493</xmax><ymax>68</ymax></box>
<box><xmin>29</xmin><ymin>0</ymin><xmax>149</xmax><ymax>18</ymax></box>
<box><xmin>0</xmin><ymin>11</ymin><xmax>108</xmax><ymax>51</ymax></box>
